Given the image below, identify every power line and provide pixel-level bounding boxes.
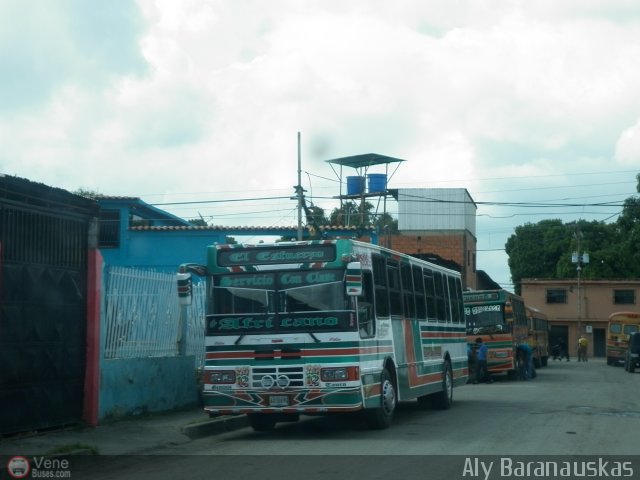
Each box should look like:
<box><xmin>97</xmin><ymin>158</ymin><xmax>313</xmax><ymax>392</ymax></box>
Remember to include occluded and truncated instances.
<box><xmin>152</xmin><ymin>195</ymin><xmax>291</xmax><ymax>206</ymax></box>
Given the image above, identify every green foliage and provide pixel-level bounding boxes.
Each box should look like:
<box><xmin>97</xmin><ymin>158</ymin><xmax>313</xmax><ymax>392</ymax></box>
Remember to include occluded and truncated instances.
<box><xmin>73</xmin><ymin>188</ymin><xmax>102</xmax><ymax>198</ymax></box>
<box><xmin>375</xmin><ymin>211</ymin><xmax>399</xmax><ymax>233</ymax></box>
<box><xmin>187</xmin><ymin>218</ymin><xmax>208</xmax><ymax>226</ymax></box>
<box><xmin>329</xmin><ymin>201</ymin><xmax>372</xmax><ymax>226</ymax></box>
<box><xmin>307</xmin><ymin>205</ymin><xmax>329</xmax><ymax>227</ymax></box>
<box><xmin>506</xmin><ymin>173</ymin><xmax>640</xmax><ymax>293</ymax></box>
<box><xmin>328</xmin><ymin>201</ymin><xmax>397</xmax><ymax>233</ymax></box>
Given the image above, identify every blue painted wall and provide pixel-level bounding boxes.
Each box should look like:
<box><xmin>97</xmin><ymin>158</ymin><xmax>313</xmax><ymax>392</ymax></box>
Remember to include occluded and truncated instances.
<box><xmin>101</xmin><ymin>229</ymin><xmax>227</xmax><ymax>273</ymax></box>
<box><xmin>99</xmin><ymin>356</ymin><xmax>200</xmax><ymax>419</ymax></box>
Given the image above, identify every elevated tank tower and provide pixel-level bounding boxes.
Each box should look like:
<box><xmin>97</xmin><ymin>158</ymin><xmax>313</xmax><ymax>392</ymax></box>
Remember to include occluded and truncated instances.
<box><xmin>325</xmin><ymin>153</ymin><xmax>405</xmax><ymax>233</ymax></box>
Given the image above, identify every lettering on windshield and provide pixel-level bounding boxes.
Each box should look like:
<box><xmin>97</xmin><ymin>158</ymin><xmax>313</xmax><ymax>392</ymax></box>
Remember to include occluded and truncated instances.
<box><xmin>207</xmin><ymin>313</ymin><xmax>349</xmax><ymax>335</ymax></box>
<box><xmin>220</xmin><ymin>275</ymin><xmax>274</xmax><ymax>288</ymax></box>
<box><xmin>465</xmin><ymin>305</ymin><xmax>502</xmax><ymax>315</ymax></box>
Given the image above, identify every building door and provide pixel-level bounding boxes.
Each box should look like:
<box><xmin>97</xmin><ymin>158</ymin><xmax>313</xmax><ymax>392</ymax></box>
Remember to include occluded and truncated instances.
<box><xmin>549</xmin><ymin>325</ymin><xmax>569</xmax><ymax>359</ymax></box>
<box><xmin>592</xmin><ymin>328</ymin><xmax>606</xmax><ymax>358</ymax></box>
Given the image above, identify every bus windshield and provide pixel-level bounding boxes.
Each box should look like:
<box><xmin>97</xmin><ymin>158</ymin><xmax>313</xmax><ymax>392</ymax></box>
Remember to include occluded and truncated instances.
<box><xmin>207</xmin><ymin>269</ymin><xmax>354</xmax><ymax>335</ymax></box>
<box><xmin>281</xmin><ymin>281</ymin><xmax>345</xmax><ymax>312</ymax></box>
<box><xmin>465</xmin><ymin>304</ymin><xmax>508</xmax><ymax>334</ymax></box>
<box><xmin>609</xmin><ymin>324</ymin><xmax>639</xmax><ymax>335</ymax></box>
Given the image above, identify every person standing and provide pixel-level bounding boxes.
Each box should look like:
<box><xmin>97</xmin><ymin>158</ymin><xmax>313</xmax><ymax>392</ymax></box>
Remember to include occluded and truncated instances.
<box><xmin>467</xmin><ymin>342</ymin><xmax>477</xmax><ymax>384</ymax></box>
<box><xmin>578</xmin><ymin>335</ymin><xmax>588</xmax><ymax>362</ymax></box>
<box><xmin>559</xmin><ymin>339</ymin><xmax>570</xmax><ymax>361</ymax></box>
<box><xmin>473</xmin><ymin>337</ymin><xmax>493</xmax><ymax>384</ymax></box>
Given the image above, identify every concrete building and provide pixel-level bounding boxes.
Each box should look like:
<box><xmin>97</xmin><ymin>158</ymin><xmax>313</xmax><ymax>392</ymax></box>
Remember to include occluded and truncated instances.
<box><xmin>520</xmin><ymin>279</ymin><xmax>640</xmax><ymax>359</ymax></box>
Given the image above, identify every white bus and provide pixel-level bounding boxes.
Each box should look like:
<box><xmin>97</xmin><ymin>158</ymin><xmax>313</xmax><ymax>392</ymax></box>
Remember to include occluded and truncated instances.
<box><xmin>178</xmin><ymin>238</ymin><xmax>468</xmax><ymax>431</ymax></box>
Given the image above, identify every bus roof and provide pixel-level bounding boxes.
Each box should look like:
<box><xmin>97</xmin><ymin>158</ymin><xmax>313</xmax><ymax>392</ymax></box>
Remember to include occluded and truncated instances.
<box><xmin>462</xmin><ymin>289</ymin><xmax>521</xmax><ymax>303</ymax></box>
<box><xmin>608</xmin><ymin>311</ymin><xmax>640</xmax><ymax>321</ymax></box>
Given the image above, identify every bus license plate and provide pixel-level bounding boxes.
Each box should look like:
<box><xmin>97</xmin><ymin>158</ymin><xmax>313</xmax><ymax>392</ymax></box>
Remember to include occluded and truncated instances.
<box><xmin>269</xmin><ymin>395</ymin><xmax>289</xmax><ymax>407</ymax></box>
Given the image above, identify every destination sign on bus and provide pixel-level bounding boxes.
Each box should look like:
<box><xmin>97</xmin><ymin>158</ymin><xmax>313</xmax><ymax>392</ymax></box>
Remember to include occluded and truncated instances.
<box><xmin>218</xmin><ymin>245</ymin><xmax>336</xmax><ymax>267</ymax></box>
<box><xmin>465</xmin><ymin>305</ymin><xmax>502</xmax><ymax>315</ymax></box>
<box><xmin>206</xmin><ymin>311</ymin><xmax>354</xmax><ymax>335</ymax></box>
<box><xmin>464</xmin><ymin>292</ymin><xmax>500</xmax><ymax>302</ymax></box>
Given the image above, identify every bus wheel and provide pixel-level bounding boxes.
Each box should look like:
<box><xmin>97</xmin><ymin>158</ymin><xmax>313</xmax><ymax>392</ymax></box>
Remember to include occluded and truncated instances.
<box><xmin>364</xmin><ymin>368</ymin><xmax>396</xmax><ymax>430</ymax></box>
<box><xmin>247</xmin><ymin>413</ymin><xmax>277</xmax><ymax>432</ymax></box>
<box><xmin>431</xmin><ymin>360</ymin><xmax>453</xmax><ymax>410</ymax></box>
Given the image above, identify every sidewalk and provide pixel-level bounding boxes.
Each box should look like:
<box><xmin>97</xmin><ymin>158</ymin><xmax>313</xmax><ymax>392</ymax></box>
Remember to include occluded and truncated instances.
<box><xmin>0</xmin><ymin>408</ymin><xmax>249</xmax><ymax>456</ymax></box>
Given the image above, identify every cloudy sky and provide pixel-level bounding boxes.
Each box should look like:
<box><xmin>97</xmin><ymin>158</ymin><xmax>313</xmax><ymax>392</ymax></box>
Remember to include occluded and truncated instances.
<box><xmin>2</xmin><ymin>0</ymin><xmax>640</xmax><ymax>288</ymax></box>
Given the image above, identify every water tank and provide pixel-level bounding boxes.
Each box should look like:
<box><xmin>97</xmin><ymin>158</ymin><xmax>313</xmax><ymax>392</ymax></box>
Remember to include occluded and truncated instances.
<box><xmin>367</xmin><ymin>173</ymin><xmax>387</xmax><ymax>193</ymax></box>
<box><xmin>346</xmin><ymin>176</ymin><xmax>365</xmax><ymax>195</ymax></box>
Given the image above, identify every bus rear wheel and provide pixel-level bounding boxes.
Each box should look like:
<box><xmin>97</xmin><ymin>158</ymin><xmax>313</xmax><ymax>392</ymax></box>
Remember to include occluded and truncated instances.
<box><xmin>247</xmin><ymin>413</ymin><xmax>277</xmax><ymax>432</ymax></box>
<box><xmin>364</xmin><ymin>368</ymin><xmax>396</xmax><ymax>430</ymax></box>
<box><xmin>430</xmin><ymin>360</ymin><xmax>453</xmax><ymax>410</ymax></box>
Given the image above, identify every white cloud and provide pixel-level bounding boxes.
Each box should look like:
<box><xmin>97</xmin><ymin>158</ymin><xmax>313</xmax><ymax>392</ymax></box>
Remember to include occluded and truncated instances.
<box><xmin>2</xmin><ymin>0</ymin><xmax>640</xmax><ymax>287</ymax></box>
<box><xmin>615</xmin><ymin>119</ymin><xmax>640</xmax><ymax>166</ymax></box>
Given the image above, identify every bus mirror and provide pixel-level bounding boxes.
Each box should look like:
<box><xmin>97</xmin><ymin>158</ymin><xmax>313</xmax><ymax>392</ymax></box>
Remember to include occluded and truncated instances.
<box><xmin>177</xmin><ymin>272</ymin><xmax>193</xmax><ymax>305</ymax></box>
<box><xmin>346</xmin><ymin>261</ymin><xmax>362</xmax><ymax>296</ymax></box>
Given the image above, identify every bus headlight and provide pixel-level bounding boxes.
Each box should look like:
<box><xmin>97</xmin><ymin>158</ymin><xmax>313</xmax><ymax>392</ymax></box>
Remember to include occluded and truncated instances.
<box><xmin>320</xmin><ymin>366</ymin><xmax>359</xmax><ymax>382</ymax></box>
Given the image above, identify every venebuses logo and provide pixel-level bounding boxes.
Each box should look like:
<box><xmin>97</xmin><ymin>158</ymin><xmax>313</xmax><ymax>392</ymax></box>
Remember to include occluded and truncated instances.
<box><xmin>6</xmin><ymin>456</ymin><xmax>30</xmax><ymax>479</ymax></box>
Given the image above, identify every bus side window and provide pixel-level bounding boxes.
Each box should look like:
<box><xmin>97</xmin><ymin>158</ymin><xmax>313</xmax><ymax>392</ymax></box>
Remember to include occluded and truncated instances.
<box><xmin>358</xmin><ymin>271</ymin><xmax>375</xmax><ymax>338</ymax></box>
<box><xmin>372</xmin><ymin>255</ymin><xmax>389</xmax><ymax>318</ymax></box>
<box><xmin>424</xmin><ymin>269</ymin><xmax>436</xmax><ymax>320</ymax></box>
<box><xmin>447</xmin><ymin>276</ymin><xmax>462</xmax><ymax>323</ymax></box>
<box><xmin>401</xmin><ymin>263</ymin><xmax>415</xmax><ymax>319</ymax></box>
<box><xmin>388</xmin><ymin>260</ymin><xmax>403</xmax><ymax>317</ymax></box>
<box><xmin>433</xmin><ymin>271</ymin><xmax>446</xmax><ymax>321</ymax></box>
<box><xmin>412</xmin><ymin>265</ymin><xmax>426</xmax><ymax>320</ymax></box>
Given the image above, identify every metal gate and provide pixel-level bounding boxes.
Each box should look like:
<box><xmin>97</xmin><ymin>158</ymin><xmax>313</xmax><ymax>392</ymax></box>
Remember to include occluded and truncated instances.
<box><xmin>1</xmin><ymin>179</ymin><xmax>96</xmax><ymax>434</ymax></box>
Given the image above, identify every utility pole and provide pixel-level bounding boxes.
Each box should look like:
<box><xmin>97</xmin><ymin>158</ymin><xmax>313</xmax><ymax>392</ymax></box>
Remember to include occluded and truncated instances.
<box><xmin>572</xmin><ymin>227</ymin><xmax>589</xmax><ymax>336</ymax></box>
<box><xmin>297</xmin><ymin>132</ymin><xmax>303</xmax><ymax>241</ymax></box>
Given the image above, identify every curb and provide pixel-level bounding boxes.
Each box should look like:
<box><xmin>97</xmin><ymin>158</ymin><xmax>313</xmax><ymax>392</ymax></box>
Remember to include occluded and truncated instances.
<box><xmin>181</xmin><ymin>415</ymin><xmax>249</xmax><ymax>439</ymax></box>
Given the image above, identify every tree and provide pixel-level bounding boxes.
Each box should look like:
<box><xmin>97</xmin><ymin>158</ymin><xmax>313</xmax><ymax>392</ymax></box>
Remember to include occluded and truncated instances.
<box><xmin>614</xmin><ymin>173</ymin><xmax>640</xmax><ymax>277</ymax></box>
<box><xmin>506</xmin><ymin>172</ymin><xmax>640</xmax><ymax>293</ymax></box>
<box><xmin>329</xmin><ymin>201</ymin><xmax>373</xmax><ymax>226</ymax></box>
<box><xmin>187</xmin><ymin>217</ymin><xmax>208</xmax><ymax>226</ymax></box>
<box><xmin>73</xmin><ymin>188</ymin><xmax>101</xmax><ymax>198</ymax></box>
<box><xmin>373</xmin><ymin>211</ymin><xmax>398</xmax><ymax>234</ymax></box>
<box><xmin>505</xmin><ymin>219</ymin><xmax>569</xmax><ymax>293</ymax></box>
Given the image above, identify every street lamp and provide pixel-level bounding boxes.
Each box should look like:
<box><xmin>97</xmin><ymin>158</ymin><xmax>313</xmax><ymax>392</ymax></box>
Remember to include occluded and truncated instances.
<box><xmin>572</xmin><ymin>251</ymin><xmax>589</xmax><ymax>334</ymax></box>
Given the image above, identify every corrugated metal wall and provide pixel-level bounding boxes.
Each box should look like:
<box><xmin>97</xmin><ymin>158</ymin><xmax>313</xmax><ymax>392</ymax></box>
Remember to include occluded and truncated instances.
<box><xmin>397</xmin><ymin>188</ymin><xmax>476</xmax><ymax>235</ymax></box>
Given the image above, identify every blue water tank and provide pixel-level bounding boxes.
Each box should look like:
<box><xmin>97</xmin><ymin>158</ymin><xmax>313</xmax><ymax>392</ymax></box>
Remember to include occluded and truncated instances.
<box><xmin>367</xmin><ymin>173</ymin><xmax>387</xmax><ymax>193</ymax></box>
<box><xmin>346</xmin><ymin>176</ymin><xmax>365</xmax><ymax>195</ymax></box>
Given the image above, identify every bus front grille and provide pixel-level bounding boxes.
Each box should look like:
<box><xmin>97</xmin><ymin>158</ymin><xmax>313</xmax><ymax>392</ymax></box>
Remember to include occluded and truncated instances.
<box><xmin>251</xmin><ymin>366</ymin><xmax>305</xmax><ymax>389</ymax></box>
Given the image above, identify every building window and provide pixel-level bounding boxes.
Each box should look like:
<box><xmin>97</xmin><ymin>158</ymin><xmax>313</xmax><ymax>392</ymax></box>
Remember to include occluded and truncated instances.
<box><xmin>613</xmin><ymin>289</ymin><xmax>635</xmax><ymax>305</ymax></box>
<box><xmin>99</xmin><ymin>210</ymin><xmax>120</xmax><ymax>248</ymax></box>
<box><xmin>546</xmin><ymin>289</ymin><xmax>567</xmax><ymax>304</ymax></box>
